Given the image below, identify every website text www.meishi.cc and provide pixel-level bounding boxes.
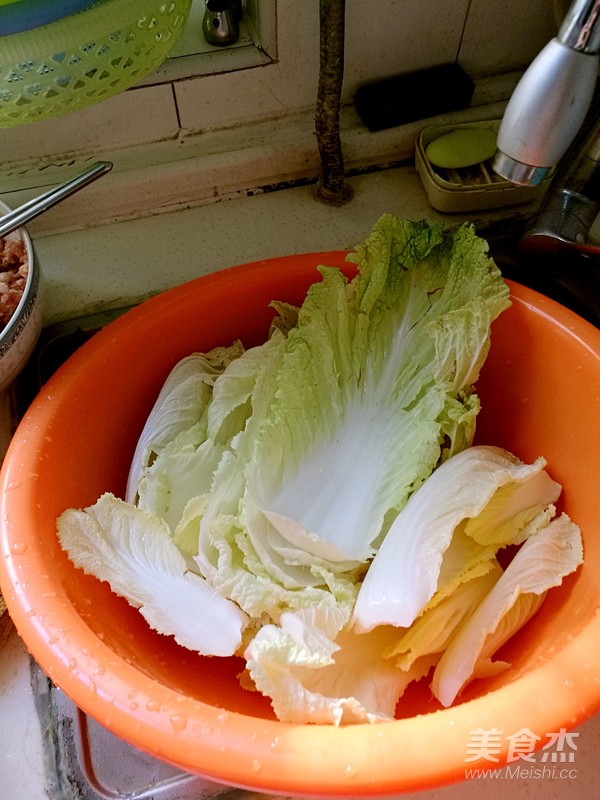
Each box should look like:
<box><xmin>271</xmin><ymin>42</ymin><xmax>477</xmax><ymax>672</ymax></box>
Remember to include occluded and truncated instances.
<box><xmin>464</xmin><ymin>726</ymin><xmax>579</xmax><ymax>780</ymax></box>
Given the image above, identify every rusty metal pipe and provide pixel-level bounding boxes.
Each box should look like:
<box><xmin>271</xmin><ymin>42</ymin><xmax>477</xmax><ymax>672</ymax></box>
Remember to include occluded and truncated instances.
<box><xmin>315</xmin><ymin>0</ymin><xmax>353</xmax><ymax>205</ymax></box>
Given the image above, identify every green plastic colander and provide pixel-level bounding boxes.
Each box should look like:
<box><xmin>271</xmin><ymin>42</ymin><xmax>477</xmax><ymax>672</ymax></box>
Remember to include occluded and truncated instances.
<box><xmin>0</xmin><ymin>0</ymin><xmax>193</xmax><ymax>128</ymax></box>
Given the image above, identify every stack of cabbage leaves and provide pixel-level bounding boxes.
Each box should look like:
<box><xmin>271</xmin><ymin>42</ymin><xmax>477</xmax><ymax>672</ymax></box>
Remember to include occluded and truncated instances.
<box><xmin>58</xmin><ymin>215</ymin><xmax>583</xmax><ymax>724</ymax></box>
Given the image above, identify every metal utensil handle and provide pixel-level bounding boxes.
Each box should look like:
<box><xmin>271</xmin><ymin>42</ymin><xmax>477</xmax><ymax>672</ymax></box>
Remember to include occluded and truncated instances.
<box><xmin>0</xmin><ymin>161</ymin><xmax>113</xmax><ymax>238</ymax></box>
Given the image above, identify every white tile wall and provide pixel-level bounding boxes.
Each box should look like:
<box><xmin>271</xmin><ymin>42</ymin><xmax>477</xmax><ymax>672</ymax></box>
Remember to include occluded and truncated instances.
<box><xmin>0</xmin><ymin>84</ymin><xmax>180</xmax><ymax>164</ymax></box>
<box><xmin>343</xmin><ymin>0</ymin><xmax>472</xmax><ymax>87</ymax></box>
<box><xmin>459</xmin><ymin>0</ymin><xmax>559</xmax><ymax>76</ymax></box>
<box><xmin>0</xmin><ymin>1</ymin><xmax>561</xmax><ymax>191</ymax></box>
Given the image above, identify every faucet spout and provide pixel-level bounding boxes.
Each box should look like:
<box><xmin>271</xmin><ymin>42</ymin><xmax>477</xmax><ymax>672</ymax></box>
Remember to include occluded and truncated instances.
<box><xmin>493</xmin><ymin>0</ymin><xmax>600</xmax><ymax>186</ymax></box>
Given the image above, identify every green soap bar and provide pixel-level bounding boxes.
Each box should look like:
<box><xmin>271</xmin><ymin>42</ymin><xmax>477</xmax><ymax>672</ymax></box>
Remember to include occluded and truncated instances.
<box><xmin>425</xmin><ymin>127</ymin><xmax>497</xmax><ymax>169</ymax></box>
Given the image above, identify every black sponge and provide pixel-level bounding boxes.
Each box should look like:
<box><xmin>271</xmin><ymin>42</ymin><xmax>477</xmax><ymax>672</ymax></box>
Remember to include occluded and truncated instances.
<box><xmin>355</xmin><ymin>63</ymin><xmax>475</xmax><ymax>132</ymax></box>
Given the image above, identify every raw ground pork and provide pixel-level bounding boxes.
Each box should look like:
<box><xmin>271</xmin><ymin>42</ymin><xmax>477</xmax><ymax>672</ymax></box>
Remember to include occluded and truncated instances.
<box><xmin>0</xmin><ymin>235</ymin><xmax>28</xmax><ymax>332</ymax></box>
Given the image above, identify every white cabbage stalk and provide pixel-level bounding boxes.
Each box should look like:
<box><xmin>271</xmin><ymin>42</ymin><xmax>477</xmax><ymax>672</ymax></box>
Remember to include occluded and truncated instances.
<box><xmin>385</xmin><ymin>562</ymin><xmax>503</xmax><ymax>670</ymax></box>
<box><xmin>431</xmin><ymin>513</ymin><xmax>583</xmax><ymax>706</ymax></box>
<box><xmin>57</xmin><ymin>494</ymin><xmax>248</xmax><ymax>656</ymax></box>
<box><xmin>352</xmin><ymin>446</ymin><xmax>562</xmax><ymax>632</ymax></box>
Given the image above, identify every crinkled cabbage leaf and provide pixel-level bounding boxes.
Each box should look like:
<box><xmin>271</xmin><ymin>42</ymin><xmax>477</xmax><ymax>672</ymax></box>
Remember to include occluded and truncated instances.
<box><xmin>56</xmin><ymin>214</ymin><xmax>581</xmax><ymax>724</ymax></box>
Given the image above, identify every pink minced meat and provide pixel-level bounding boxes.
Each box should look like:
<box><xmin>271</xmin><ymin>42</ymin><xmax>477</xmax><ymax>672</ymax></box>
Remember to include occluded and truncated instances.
<box><xmin>0</xmin><ymin>235</ymin><xmax>28</xmax><ymax>331</ymax></box>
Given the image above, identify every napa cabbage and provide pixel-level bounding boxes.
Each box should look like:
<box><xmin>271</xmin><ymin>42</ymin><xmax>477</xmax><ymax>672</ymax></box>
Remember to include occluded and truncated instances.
<box><xmin>56</xmin><ymin>214</ymin><xmax>582</xmax><ymax>721</ymax></box>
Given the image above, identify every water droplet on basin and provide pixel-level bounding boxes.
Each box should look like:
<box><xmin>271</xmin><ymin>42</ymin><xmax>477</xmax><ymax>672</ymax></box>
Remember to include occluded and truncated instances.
<box><xmin>170</xmin><ymin>714</ymin><xmax>187</xmax><ymax>734</ymax></box>
<box><xmin>10</xmin><ymin>542</ymin><xmax>27</xmax><ymax>555</ymax></box>
<box><xmin>146</xmin><ymin>698</ymin><xmax>161</xmax><ymax>712</ymax></box>
<box><xmin>68</xmin><ymin>657</ymin><xmax>77</xmax><ymax>671</ymax></box>
<box><xmin>251</xmin><ymin>759</ymin><xmax>262</xmax><ymax>773</ymax></box>
<box><xmin>564</xmin><ymin>678</ymin><xmax>575</xmax><ymax>690</ymax></box>
<box><xmin>130</xmin><ymin>702</ymin><xmax>139</xmax><ymax>711</ymax></box>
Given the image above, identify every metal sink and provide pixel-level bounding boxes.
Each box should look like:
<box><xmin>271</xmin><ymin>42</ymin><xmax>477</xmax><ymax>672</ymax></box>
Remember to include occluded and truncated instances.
<box><xmin>484</xmin><ymin>221</ymin><xmax>600</xmax><ymax>328</ymax></box>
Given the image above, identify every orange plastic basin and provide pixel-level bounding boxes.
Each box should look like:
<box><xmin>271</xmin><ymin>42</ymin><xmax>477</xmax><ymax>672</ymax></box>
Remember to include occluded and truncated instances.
<box><xmin>1</xmin><ymin>251</ymin><xmax>599</xmax><ymax>795</ymax></box>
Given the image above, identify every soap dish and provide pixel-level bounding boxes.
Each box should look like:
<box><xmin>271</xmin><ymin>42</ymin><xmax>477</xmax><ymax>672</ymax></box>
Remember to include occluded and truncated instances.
<box><xmin>415</xmin><ymin>120</ymin><xmax>551</xmax><ymax>213</ymax></box>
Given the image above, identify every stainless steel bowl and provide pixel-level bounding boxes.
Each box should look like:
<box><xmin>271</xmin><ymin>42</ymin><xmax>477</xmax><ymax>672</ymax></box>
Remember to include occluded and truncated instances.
<box><xmin>0</xmin><ymin>200</ymin><xmax>42</xmax><ymax>393</ymax></box>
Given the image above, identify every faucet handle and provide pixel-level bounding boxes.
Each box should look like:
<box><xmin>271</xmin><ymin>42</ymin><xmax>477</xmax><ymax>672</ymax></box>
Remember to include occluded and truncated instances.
<box><xmin>493</xmin><ymin>0</ymin><xmax>600</xmax><ymax>186</ymax></box>
<box><xmin>494</xmin><ymin>38</ymin><xmax>599</xmax><ymax>185</ymax></box>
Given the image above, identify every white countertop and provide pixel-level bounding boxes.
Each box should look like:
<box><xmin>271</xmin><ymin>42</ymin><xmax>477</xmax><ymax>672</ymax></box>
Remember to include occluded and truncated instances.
<box><xmin>1</xmin><ymin>166</ymin><xmax>598</xmax><ymax>799</ymax></box>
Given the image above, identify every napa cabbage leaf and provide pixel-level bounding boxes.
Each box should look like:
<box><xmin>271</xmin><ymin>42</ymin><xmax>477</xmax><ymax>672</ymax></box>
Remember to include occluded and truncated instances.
<box><xmin>56</xmin><ymin>214</ymin><xmax>582</xmax><ymax>724</ymax></box>
<box><xmin>352</xmin><ymin>446</ymin><xmax>562</xmax><ymax>631</ymax></box>
<box><xmin>431</xmin><ymin>513</ymin><xmax>583</xmax><ymax>706</ymax></box>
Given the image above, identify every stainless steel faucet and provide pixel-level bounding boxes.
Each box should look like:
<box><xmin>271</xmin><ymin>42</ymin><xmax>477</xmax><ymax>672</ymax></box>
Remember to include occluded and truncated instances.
<box><xmin>493</xmin><ymin>0</ymin><xmax>600</xmax><ymax>187</ymax></box>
